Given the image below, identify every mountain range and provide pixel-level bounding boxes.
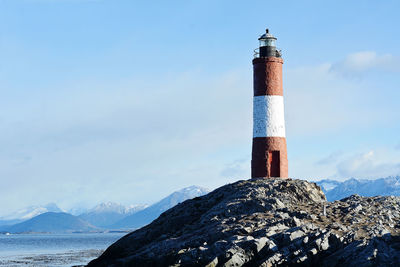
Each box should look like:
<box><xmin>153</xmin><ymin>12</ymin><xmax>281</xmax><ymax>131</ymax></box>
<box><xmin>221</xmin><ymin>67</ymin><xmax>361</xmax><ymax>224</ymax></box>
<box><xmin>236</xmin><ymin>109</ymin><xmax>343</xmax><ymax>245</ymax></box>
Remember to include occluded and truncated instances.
<box><xmin>315</xmin><ymin>176</ymin><xmax>400</xmax><ymax>201</ymax></box>
<box><xmin>0</xmin><ymin>185</ymin><xmax>209</xmax><ymax>233</ymax></box>
<box><xmin>3</xmin><ymin>177</ymin><xmax>400</xmax><ymax>234</ymax></box>
<box><xmin>78</xmin><ymin>202</ymin><xmax>148</xmax><ymax>227</ymax></box>
<box><xmin>110</xmin><ymin>185</ymin><xmax>210</xmax><ymax>229</ymax></box>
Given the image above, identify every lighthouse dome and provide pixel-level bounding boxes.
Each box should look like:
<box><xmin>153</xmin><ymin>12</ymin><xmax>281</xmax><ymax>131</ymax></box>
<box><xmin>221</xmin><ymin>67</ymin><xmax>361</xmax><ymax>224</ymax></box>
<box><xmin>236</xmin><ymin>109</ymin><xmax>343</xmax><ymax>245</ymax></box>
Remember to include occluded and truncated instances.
<box><xmin>258</xmin><ymin>31</ymin><xmax>277</xmax><ymax>41</ymax></box>
<box><xmin>258</xmin><ymin>29</ymin><xmax>277</xmax><ymax>47</ymax></box>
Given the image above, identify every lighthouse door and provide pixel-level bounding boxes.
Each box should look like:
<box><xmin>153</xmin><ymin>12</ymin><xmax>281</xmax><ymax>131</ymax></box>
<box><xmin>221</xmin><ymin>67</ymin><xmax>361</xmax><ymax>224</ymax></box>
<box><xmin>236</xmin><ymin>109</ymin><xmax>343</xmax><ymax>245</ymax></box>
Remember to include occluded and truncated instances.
<box><xmin>268</xmin><ymin>151</ymin><xmax>280</xmax><ymax>177</ymax></box>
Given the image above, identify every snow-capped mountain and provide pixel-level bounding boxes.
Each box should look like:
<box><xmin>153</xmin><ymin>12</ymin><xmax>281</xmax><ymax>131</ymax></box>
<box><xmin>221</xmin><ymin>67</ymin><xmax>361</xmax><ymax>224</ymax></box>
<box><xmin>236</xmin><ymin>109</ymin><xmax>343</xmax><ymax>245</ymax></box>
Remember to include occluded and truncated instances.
<box><xmin>87</xmin><ymin>202</ymin><xmax>147</xmax><ymax>214</ymax></box>
<box><xmin>126</xmin><ymin>204</ymin><xmax>149</xmax><ymax>214</ymax></box>
<box><xmin>0</xmin><ymin>185</ymin><xmax>209</xmax><ymax>231</ymax></box>
<box><xmin>78</xmin><ymin>202</ymin><xmax>148</xmax><ymax>227</ymax></box>
<box><xmin>0</xmin><ymin>203</ymin><xmax>64</xmax><ymax>223</ymax></box>
<box><xmin>110</xmin><ymin>185</ymin><xmax>210</xmax><ymax>229</ymax></box>
<box><xmin>315</xmin><ymin>176</ymin><xmax>400</xmax><ymax>201</ymax></box>
<box><xmin>316</xmin><ymin>179</ymin><xmax>342</xmax><ymax>192</ymax></box>
<box><xmin>148</xmin><ymin>185</ymin><xmax>210</xmax><ymax>213</ymax></box>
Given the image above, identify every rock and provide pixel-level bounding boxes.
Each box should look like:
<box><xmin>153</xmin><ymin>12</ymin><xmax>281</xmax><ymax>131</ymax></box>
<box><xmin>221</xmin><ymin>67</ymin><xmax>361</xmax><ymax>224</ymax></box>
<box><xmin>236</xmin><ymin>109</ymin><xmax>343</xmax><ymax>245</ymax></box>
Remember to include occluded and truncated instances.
<box><xmin>293</xmin><ymin>216</ymin><xmax>302</xmax><ymax>226</ymax></box>
<box><xmin>205</xmin><ymin>257</ymin><xmax>218</xmax><ymax>267</ymax></box>
<box><xmin>309</xmin><ymin>248</ymin><xmax>318</xmax><ymax>255</ymax></box>
<box><xmin>353</xmin><ymin>204</ymin><xmax>363</xmax><ymax>213</ymax></box>
<box><xmin>88</xmin><ymin>178</ymin><xmax>400</xmax><ymax>267</ymax></box>
<box><xmin>253</xmin><ymin>237</ymin><xmax>269</xmax><ymax>252</ymax></box>
<box><xmin>224</xmin><ymin>252</ymin><xmax>248</xmax><ymax>267</ymax></box>
<box><xmin>316</xmin><ymin>234</ymin><xmax>330</xmax><ymax>251</ymax></box>
<box><xmin>274</xmin><ymin>198</ymin><xmax>285</xmax><ymax>209</ymax></box>
<box><xmin>289</xmin><ymin>229</ymin><xmax>305</xmax><ymax>241</ymax></box>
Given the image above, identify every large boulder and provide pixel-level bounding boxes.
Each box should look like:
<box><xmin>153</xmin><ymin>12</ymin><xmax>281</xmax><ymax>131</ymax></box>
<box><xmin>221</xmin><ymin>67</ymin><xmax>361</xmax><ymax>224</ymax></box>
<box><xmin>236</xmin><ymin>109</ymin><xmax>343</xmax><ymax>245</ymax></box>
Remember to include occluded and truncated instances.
<box><xmin>88</xmin><ymin>178</ymin><xmax>400</xmax><ymax>266</ymax></box>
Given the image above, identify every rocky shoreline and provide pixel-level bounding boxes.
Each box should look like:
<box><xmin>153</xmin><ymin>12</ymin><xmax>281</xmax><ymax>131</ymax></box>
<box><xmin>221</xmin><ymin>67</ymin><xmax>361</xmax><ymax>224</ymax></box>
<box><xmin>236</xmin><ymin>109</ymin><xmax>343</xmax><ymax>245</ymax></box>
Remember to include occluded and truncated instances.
<box><xmin>88</xmin><ymin>178</ymin><xmax>400</xmax><ymax>266</ymax></box>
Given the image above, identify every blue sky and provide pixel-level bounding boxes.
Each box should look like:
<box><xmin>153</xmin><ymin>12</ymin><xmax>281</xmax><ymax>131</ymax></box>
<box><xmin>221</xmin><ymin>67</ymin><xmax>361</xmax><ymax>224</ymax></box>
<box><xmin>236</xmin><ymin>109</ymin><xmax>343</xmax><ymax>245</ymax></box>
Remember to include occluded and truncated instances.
<box><xmin>1</xmin><ymin>0</ymin><xmax>400</xmax><ymax>214</ymax></box>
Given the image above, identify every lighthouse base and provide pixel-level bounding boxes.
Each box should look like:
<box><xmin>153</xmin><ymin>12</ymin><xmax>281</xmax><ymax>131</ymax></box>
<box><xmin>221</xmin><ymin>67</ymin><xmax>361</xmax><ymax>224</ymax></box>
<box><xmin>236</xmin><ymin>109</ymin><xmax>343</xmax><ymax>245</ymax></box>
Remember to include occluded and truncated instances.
<box><xmin>251</xmin><ymin>137</ymin><xmax>288</xmax><ymax>178</ymax></box>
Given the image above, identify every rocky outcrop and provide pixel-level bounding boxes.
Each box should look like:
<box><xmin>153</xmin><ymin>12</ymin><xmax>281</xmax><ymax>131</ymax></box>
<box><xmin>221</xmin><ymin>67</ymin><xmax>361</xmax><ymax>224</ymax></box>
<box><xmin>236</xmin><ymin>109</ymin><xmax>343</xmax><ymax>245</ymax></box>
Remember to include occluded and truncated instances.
<box><xmin>88</xmin><ymin>178</ymin><xmax>400</xmax><ymax>266</ymax></box>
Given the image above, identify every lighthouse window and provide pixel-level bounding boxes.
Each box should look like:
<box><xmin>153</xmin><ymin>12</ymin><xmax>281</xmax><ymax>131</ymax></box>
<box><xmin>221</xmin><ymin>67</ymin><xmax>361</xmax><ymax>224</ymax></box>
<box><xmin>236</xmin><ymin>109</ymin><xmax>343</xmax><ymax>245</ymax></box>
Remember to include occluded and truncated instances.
<box><xmin>260</xmin><ymin>39</ymin><xmax>276</xmax><ymax>47</ymax></box>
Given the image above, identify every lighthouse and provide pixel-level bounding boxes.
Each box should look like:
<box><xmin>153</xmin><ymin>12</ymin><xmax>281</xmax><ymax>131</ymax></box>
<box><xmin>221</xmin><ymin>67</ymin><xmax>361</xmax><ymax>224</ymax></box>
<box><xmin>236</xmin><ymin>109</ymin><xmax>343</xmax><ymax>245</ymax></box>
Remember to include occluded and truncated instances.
<box><xmin>251</xmin><ymin>29</ymin><xmax>288</xmax><ymax>178</ymax></box>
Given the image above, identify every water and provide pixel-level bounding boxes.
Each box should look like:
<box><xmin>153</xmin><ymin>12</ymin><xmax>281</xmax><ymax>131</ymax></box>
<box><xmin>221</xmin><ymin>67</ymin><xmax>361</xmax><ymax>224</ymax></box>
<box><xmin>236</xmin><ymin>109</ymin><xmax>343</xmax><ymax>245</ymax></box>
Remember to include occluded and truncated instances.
<box><xmin>0</xmin><ymin>232</ymin><xmax>126</xmax><ymax>266</ymax></box>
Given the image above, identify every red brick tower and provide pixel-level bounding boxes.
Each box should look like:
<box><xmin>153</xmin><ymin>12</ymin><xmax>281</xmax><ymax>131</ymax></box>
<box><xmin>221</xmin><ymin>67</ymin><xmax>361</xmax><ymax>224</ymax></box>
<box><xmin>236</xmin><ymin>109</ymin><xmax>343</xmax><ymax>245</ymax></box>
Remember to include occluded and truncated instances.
<box><xmin>251</xmin><ymin>29</ymin><xmax>288</xmax><ymax>178</ymax></box>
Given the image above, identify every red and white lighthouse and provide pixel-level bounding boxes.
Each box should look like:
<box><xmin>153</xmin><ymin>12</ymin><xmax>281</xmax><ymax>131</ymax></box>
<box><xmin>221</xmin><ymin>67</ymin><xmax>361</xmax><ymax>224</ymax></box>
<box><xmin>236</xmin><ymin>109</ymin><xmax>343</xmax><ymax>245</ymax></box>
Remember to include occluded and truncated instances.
<box><xmin>251</xmin><ymin>29</ymin><xmax>288</xmax><ymax>178</ymax></box>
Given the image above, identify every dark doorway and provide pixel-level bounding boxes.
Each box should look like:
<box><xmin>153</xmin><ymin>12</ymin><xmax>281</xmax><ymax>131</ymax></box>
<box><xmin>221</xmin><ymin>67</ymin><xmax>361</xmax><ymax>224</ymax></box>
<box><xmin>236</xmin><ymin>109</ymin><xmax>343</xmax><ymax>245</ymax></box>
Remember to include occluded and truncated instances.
<box><xmin>268</xmin><ymin>151</ymin><xmax>280</xmax><ymax>177</ymax></box>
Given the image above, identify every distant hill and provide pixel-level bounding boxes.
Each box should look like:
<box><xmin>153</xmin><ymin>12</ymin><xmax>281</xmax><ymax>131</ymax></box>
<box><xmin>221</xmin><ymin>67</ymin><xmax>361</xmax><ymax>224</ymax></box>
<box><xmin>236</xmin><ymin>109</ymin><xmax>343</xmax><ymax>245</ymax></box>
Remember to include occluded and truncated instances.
<box><xmin>0</xmin><ymin>203</ymin><xmax>63</xmax><ymax>222</ymax></box>
<box><xmin>0</xmin><ymin>212</ymin><xmax>98</xmax><ymax>233</ymax></box>
<box><xmin>0</xmin><ymin>203</ymin><xmax>65</xmax><ymax>227</ymax></box>
<box><xmin>315</xmin><ymin>176</ymin><xmax>400</xmax><ymax>201</ymax></box>
<box><xmin>78</xmin><ymin>202</ymin><xmax>147</xmax><ymax>227</ymax></box>
<box><xmin>110</xmin><ymin>186</ymin><xmax>210</xmax><ymax>229</ymax></box>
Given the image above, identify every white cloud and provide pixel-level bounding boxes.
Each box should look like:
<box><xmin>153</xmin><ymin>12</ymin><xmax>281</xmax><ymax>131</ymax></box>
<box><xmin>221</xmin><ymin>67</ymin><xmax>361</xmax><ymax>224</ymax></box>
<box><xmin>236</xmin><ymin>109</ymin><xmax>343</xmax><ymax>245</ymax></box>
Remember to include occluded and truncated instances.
<box><xmin>285</xmin><ymin>63</ymin><xmax>381</xmax><ymax>137</ymax></box>
<box><xmin>336</xmin><ymin>150</ymin><xmax>400</xmax><ymax>179</ymax></box>
<box><xmin>307</xmin><ymin>148</ymin><xmax>400</xmax><ymax>181</ymax></box>
<box><xmin>284</xmin><ymin>50</ymin><xmax>400</xmax><ymax>140</ymax></box>
<box><xmin>330</xmin><ymin>51</ymin><xmax>400</xmax><ymax>75</ymax></box>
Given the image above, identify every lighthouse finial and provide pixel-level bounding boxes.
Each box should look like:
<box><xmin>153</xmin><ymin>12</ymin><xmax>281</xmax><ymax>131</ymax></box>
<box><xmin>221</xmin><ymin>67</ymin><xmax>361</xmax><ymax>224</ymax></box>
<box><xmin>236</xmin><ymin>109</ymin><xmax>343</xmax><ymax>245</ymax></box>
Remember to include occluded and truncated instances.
<box><xmin>266</xmin><ymin>28</ymin><xmax>269</xmax><ymax>34</ymax></box>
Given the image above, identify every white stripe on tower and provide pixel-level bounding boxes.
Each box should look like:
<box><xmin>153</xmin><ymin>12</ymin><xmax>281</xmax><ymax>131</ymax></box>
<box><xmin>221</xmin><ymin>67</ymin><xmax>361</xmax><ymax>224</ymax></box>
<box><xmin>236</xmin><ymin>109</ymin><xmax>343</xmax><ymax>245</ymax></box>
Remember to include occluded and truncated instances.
<box><xmin>253</xmin><ymin>95</ymin><xmax>286</xmax><ymax>138</ymax></box>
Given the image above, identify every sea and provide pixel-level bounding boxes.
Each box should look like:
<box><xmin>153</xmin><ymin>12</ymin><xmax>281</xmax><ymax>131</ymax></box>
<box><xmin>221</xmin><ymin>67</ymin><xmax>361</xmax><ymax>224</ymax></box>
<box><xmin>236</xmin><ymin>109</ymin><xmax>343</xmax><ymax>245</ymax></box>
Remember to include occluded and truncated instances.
<box><xmin>0</xmin><ymin>232</ymin><xmax>126</xmax><ymax>266</ymax></box>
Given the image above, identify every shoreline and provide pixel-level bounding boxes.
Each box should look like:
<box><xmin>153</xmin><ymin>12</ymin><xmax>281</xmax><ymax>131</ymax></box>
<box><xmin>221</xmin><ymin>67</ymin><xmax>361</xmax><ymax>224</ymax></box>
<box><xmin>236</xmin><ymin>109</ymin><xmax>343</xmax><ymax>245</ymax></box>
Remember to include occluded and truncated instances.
<box><xmin>0</xmin><ymin>249</ymin><xmax>103</xmax><ymax>267</ymax></box>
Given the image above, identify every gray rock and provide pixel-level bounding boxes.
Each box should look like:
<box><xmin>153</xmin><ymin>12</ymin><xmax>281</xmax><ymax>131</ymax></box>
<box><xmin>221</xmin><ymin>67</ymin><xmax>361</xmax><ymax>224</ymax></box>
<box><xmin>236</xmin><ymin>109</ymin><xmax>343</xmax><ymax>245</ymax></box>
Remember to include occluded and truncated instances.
<box><xmin>205</xmin><ymin>257</ymin><xmax>218</xmax><ymax>267</ymax></box>
<box><xmin>223</xmin><ymin>252</ymin><xmax>248</xmax><ymax>267</ymax></box>
<box><xmin>253</xmin><ymin>237</ymin><xmax>269</xmax><ymax>252</ymax></box>
<box><xmin>289</xmin><ymin>229</ymin><xmax>305</xmax><ymax>241</ymax></box>
<box><xmin>88</xmin><ymin>178</ymin><xmax>400</xmax><ymax>267</ymax></box>
<box><xmin>293</xmin><ymin>216</ymin><xmax>302</xmax><ymax>226</ymax></box>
